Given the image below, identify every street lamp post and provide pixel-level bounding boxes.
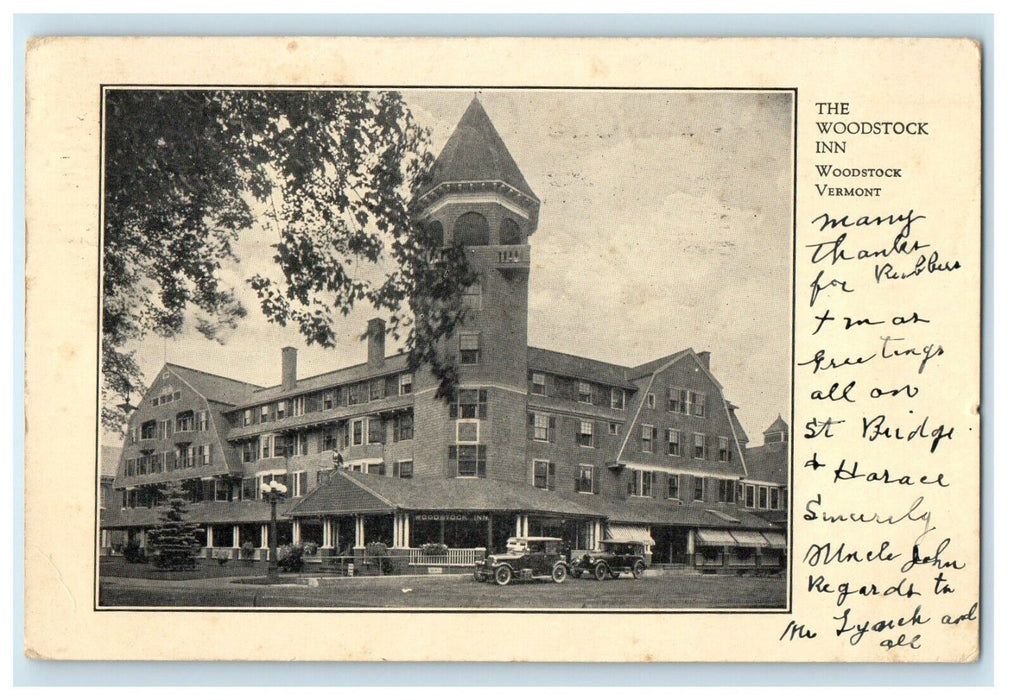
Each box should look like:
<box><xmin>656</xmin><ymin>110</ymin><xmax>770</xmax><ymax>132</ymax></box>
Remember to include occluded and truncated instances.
<box><xmin>261</xmin><ymin>479</ymin><xmax>288</xmax><ymax>582</ymax></box>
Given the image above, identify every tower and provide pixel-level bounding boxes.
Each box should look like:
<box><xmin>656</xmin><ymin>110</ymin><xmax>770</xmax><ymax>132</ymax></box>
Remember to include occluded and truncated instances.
<box><xmin>411</xmin><ymin>97</ymin><xmax>541</xmax><ymax>482</ymax></box>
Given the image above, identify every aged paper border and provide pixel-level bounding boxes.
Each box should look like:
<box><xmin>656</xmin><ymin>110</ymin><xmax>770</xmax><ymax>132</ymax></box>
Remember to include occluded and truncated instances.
<box><xmin>23</xmin><ymin>34</ymin><xmax>983</xmax><ymax>664</ymax></box>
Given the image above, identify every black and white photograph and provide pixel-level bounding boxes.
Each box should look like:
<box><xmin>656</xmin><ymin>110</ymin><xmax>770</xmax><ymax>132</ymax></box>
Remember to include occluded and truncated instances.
<box><xmin>96</xmin><ymin>88</ymin><xmax>794</xmax><ymax>611</ymax></box>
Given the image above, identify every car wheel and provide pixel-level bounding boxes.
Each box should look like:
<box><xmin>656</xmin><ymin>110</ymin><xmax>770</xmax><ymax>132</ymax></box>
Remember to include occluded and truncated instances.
<box><xmin>594</xmin><ymin>561</ymin><xmax>609</xmax><ymax>581</ymax></box>
<box><xmin>494</xmin><ymin>565</ymin><xmax>513</xmax><ymax>586</ymax></box>
<box><xmin>632</xmin><ymin>561</ymin><xmax>646</xmax><ymax>579</ymax></box>
<box><xmin>473</xmin><ymin>570</ymin><xmax>487</xmax><ymax>583</ymax></box>
<box><xmin>552</xmin><ymin>562</ymin><xmax>568</xmax><ymax>583</ymax></box>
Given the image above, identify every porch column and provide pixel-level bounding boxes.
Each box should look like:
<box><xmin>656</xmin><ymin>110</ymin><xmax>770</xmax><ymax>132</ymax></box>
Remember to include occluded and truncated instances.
<box><xmin>260</xmin><ymin>524</ymin><xmax>269</xmax><ymax>549</ymax></box>
<box><xmin>438</xmin><ymin>518</ymin><xmax>445</xmax><ymax>544</ymax></box>
<box><xmin>205</xmin><ymin>525</ymin><xmax>213</xmax><ymax>549</ymax></box>
<box><xmin>514</xmin><ymin>514</ymin><xmax>522</xmax><ymax>537</ymax></box>
<box><xmin>522</xmin><ymin>515</ymin><xmax>529</xmax><ymax>538</ymax></box>
<box><xmin>322</xmin><ymin>519</ymin><xmax>332</xmax><ymax>548</ymax></box>
<box><xmin>100</xmin><ymin>529</ymin><xmax>110</xmax><ymax>548</ymax></box>
<box><xmin>486</xmin><ymin>515</ymin><xmax>494</xmax><ymax>553</ymax></box>
<box><xmin>232</xmin><ymin>525</ymin><xmax>240</xmax><ymax>549</ymax></box>
<box><xmin>403</xmin><ymin>514</ymin><xmax>411</xmax><ymax>548</ymax></box>
<box><xmin>293</xmin><ymin>519</ymin><xmax>301</xmax><ymax>544</ymax></box>
<box><xmin>355</xmin><ymin>515</ymin><xmax>365</xmax><ymax>548</ymax></box>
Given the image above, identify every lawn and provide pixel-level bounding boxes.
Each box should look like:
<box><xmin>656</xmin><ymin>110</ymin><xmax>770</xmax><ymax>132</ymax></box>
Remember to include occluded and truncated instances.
<box><xmin>99</xmin><ymin>557</ymin><xmax>268</xmax><ymax>581</ymax></box>
<box><xmin>99</xmin><ymin>570</ymin><xmax>787</xmax><ymax>610</ymax></box>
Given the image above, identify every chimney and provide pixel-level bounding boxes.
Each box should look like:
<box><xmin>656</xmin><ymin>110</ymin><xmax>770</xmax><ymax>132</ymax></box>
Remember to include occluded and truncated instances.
<box><xmin>697</xmin><ymin>351</ymin><xmax>711</xmax><ymax>370</ymax></box>
<box><xmin>367</xmin><ymin>318</ymin><xmax>386</xmax><ymax>368</ymax></box>
<box><xmin>281</xmin><ymin>347</ymin><xmax>297</xmax><ymax>391</ymax></box>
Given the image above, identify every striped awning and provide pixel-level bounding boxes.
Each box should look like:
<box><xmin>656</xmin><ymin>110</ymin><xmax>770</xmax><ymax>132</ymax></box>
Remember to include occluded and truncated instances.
<box><xmin>695</xmin><ymin>529</ymin><xmax>738</xmax><ymax>546</ymax></box>
<box><xmin>729</xmin><ymin>530</ymin><xmax>769</xmax><ymax>547</ymax></box>
<box><xmin>762</xmin><ymin>531</ymin><xmax>787</xmax><ymax>548</ymax></box>
<box><xmin>605</xmin><ymin>524</ymin><xmax>655</xmax><ymax>546</ymax></box>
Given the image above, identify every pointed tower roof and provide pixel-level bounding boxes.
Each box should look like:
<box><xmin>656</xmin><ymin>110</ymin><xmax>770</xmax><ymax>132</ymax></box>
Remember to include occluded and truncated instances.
<box><xmin>416</xmin><ymin>98</ymin><xmax>539</xmax><ymax>217</ymax></box>
<box><xmin>764</xmin><ymin>414</ymin><xmax>789</xmax><ymax>436</ymax></box>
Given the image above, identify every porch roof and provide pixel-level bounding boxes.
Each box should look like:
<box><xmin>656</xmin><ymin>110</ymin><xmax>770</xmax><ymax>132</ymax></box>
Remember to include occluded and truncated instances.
<box><xmin>290</xmin><ymin>471</ymin><xmax>604</xmax><ymax>519</ymax></box>
<box><xmin>571</xmin><ymin>495</ymin><xmax>782</xmax><ymax>531</ymax></box>
<box><xmin>100</xmin><ymin>499</ymin><xmax>299</xmax><ymax>529</ymax></box>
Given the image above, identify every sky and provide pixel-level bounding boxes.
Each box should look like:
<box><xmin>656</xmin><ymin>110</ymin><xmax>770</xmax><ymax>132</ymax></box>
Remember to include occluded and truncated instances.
<box><xmin>108</xmin><ymin>89</ymin><xmax>793</xmax><ymax>445</ymax></box>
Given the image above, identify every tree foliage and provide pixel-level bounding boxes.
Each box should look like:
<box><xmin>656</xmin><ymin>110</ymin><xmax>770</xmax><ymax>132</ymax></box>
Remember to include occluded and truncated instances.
<box><xmin>102</xmin><ymin>89</ymin><xmax>474</xmax><ymax>432</ymax></box>
<box><xmin>148</xmin><ymin>482</ymin><xmax>203</xmax><ymax>570</ymax></box>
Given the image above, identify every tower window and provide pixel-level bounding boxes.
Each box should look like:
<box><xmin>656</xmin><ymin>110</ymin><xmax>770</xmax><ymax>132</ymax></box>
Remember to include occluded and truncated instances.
<box><xmin>459</xmin><ymin>333</ymin><xmax>481</xmax><ymax>365</ymax></box>
<box><xmin>499</xmin><ymin>217</ymin><xmax>523</xmax><ymax>245</ymax></box>
<box><xmin>452</xmin><ymin>212</ymin><xmax>490</xmax><ymax>246</ymax></box>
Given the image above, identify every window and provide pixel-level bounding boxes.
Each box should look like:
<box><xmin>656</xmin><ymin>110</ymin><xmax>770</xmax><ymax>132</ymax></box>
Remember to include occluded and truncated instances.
<box><xmin>322</xmin><ymin>390</ymin><xmax>335</xmax><ymax>410</ymax></box>
<box><xmin>276</xmin><ymin>400</ymin><xmax>287</xmax><ymax>420</ymax></box>
<box><xmin>718</xmin><ymin>479</ymin><xmax>736</xmax><ymax>503</ymax></box>
<box><xmin>578</xmin><ymin>420</ymin><xmax>594</xmax><ymax>447</ymax></box>
<box><xmin>159</xmin><ymin>419</ymin><xmax>172</xmax><ymax>439</ymax></box>
<box><xmin>759</xmin><ymin>486</ymin><xmax>769</xmax><ymax>509</ymax></box>
<box><xmin>259</xmin><ymin>405</ymin><xmax>272</xmax><ymax>423</ymax></box>
<box><xmin>395</xmin><ymin>460</ymin><xmax>413</xmax><ymax>479</ymax></box>
<box><xmin>291</xmin><ymin>472</ymin><xmax>307</xmax><ymax>497</ymax></box>
<box><xmin>667</xmin><ymin>429</ymin><xmax>681</xmax><ymax>456</ymax></box>
<box><xmin>457</xmin><ymin>420</ymin><xmax>479</xmax><ymax>443</ymax></box>
<box><xmin>176</xmin><ymin>445</ymin><xmax>191</xmax><ymax>469</ymax></box>
<box><xmin>647</xmin><ymin>393</ymin><xmax>655</xmax><ymax>409</ymax></box>
<box><xmin>399</xmin><ymin>374</ymin><xmax>413</xmax><ymax>395</ymax></box>
<box><xmin>453</xmin><ymin>211</ymin><xmax>490</xmax><ymax>246</ymax></box>
<box><xmin>628</xmin><ymin>469</ymin><xmax>653</xmax><ymax>497</ymax></box>
<box><xmin>291</xmin><ymin>396</ymin><xmax>305</xmax><ymax>417</ymax></box>
<box><xmin>451</xmin><ymin>389</ymin><xmax>488</xmax><ymax>419</ymax></box>
<box><xmin>609</xmin><ymin>422</ymin><xmax>619</xmax><ymax>435</ymax></box>
<box><xmin>693</xmin><ymin>477</ymin><xmax>705</xmax><ymax>501</ymax></box>
<box><xmin>394</xmin><ymin>412</ymin><xmax>414</xmax><ymax>441</ymax></box>
<box><xmin>351</xmin><ymin>419</ymin><xmax>365</xmax><ymax>446</ymax></box>
<box><xmin>161</xmin><ymin>451</ymin><xmax>171</xmax><ymax>472</ymax></box>
<box><xmin>533</xmin><ymin>460</ymin><xmax>555</xmax><ymax>490</ymax></box>
<box><xmin>578</xmin><ymin>381</ymin><xmax>593</xmax><ymax>404</ymax></box>
<box><xmin>641</xmin><ymin>425</ymin><xmax>655</xmax><ymax>453</ymax></box>
<box><xmin>151</xmin><ymin>397</ymin><xmax>159</xmax><ymax>407</ymax></box>
<box><xmin>529</xmin><ymin>412</ymin><xmax>555</xmax><ymax>442</ymax></box>
<box><xmin>693</xmin><ymin>433</ymin><xmax>706</xmax><ymax>459</ymax></box>
<box><xmin>530</xmin><ymin>372</ymin><xmax>546</xmax><ymax>395</ymax></box>
<box><xmin>175</xmin><ymin>411</ymin><xmax>194</xmax><ymax>433</ymax></box>
<box><xmin>667</xmin><ymin>475</ymin><xmax>680</xmax><ymax>500</ymax></box>
<box><xmin>347</xmin><ymin>383</ymin><xmax>364</xmax><ymax>406</ymax></box>
<box><xmin>140</xmin><ymin>421</ymin><xmax>157</xmax><ymax>440</ymax></box>
<box><xmin>459</xmin><ymin>333</ymin><xmax>481</xmax><ymax>364</ymax></box>
<box><xmin>322</xmin><ymin>430</ymin><xmax>338</xmax><ymax>452</ymax></box>
<box><xmin>449</xmin><ymin>444</ymin><xmax>487</xmax><ymax>478</ymax></box>
<box><xmin>273</xmin><ymin>435</ymin><xmax>288</xmax><ymax>457</ymax></box>
<box><xmin>214</xmin><ymin>478</ymin><xmax>230</xmax><ymax>502</ymax></box>
<box><xmin>198</xmin><ymin>444</ymin><xmax>212</xmax><ymax>466</ymax></box>
<box><xmin>368</xmin><ymin>418</ymin><xmax>384</xmax><ymax>444</ymax></box>
<box><xmin>173</xmin><ymin>391</ymin><xmax>181</xmax><ymax>402</ymax></box>
<box><xmin>499</xmin><ymin>217</ymin><xmax>523</xmax><ymax>245</ymax></box>
<box><xmin>576</xmin><ymin>465</ymin><xmax>594</xmax><ymax>494</ymax></box>
<box><xmin>370</xmin><ymin>379</ymin><xmax>384</xmax><ymax>401</ymax></box>
<box><xmin>718</xmin><ymin>436</ymin><xmax>731</xmax><ymax>462</ymax></box>
<box><xmin>242</xmin><ymin>441</ymin><xmax>257</xmax><ymax>463</ymax></box>
<box><xmin>316</xmin><ymin>469</ymin><xmax>335</xmax><ymax>486</ymax></box>
<box><xmin>243</xmin><ymin>409</ymin><xmax>253</xmax><ymax>427</ymax></box>
<box><xmin>771</xmin><ymin>489</ymin><xmax>780</xmax><ymax>510</ymax></box>
<box><xmin>745</xmin><ymin>484</ymin><xmax>756</xmax><ymax>508</ymax></box>
<box><xmin>689</xmin><ymin>391</ymin><xmax>706</xmax><ymax>417</ymax></box>
<box><xmin>197</xmin><ymin>410</ymin><xmax>209</xmax><ymax>431</ymax></box>
<box><xmin>463</xmin><ymin>281</ymin><xmax>482</xmax><ymax>309</ymax></box>
<box><xmin>260</xmin><ymin>434</ymin><xmax>273</xmax><ymax>459</ymax></box>
<box><xmin>610</xmin><ymin>388</ymin><xmax>625</xmax><ymax>410</ymax></box>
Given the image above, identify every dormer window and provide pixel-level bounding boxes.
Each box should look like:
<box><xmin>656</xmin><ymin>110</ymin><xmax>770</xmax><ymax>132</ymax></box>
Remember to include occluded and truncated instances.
<box><xmin>610</xmin><ymin>388</ymin><xmax>625</xmax><ymax>410</ymax></box>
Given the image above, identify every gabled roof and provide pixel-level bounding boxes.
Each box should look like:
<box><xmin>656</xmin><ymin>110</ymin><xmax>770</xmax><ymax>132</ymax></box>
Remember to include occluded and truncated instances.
<box><xmin>726</xmin><ymin>404</ymin><xmax>750</xmax><ymax>444</ymax></box>
<box><xmin>418</xmin><ymin>97</ymin><xmax>537</xmax><ymax>202</ymax></box>
<box><xmin>744</xmin><ymin>441</ymin><xmax>788</xmax><ymax>485</ymax></box>
<box><xmin>290</xmin><ymin>471</ymin><xmax>602</xmax><ymax>518</ymax></box>
<box><xmin>165</xmin><ymin>363</ymin><xmax>263</xmax><ymax>406</ymax></box>
<box><xmin>233</xmin><ymin>354</ymin><xmax>411</xmax><ymax>410</ymax></box>
<box><xmin>527</xmin><ymin>347</ymin><xmax>636</xmax><ymax>390</ymax></box>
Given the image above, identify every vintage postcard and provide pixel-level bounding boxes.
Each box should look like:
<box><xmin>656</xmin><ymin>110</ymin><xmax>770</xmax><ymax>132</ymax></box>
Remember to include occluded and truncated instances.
<box><xmin>24</xmin><ymin>37</ymin><xmax>981</xmax><ymax>661</ymax></box>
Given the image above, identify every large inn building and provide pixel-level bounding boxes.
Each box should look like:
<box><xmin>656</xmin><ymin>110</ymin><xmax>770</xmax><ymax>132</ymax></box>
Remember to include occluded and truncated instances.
<box><xmin>101</xmin><ymin>99</ymin><xmax>788</xmax><ymax>572</ymax></box>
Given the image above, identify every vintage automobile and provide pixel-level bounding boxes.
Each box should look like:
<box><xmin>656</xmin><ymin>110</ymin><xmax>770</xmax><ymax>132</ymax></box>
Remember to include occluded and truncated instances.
<box><xmin>569</xmin><ymin>539</ymin><xmax>648</xmax><ymax>580</ymax></box>
<box><xmin>474</xmin><ymin>536</ymin><xmax>569</xmax><ymax>585</ymax></box>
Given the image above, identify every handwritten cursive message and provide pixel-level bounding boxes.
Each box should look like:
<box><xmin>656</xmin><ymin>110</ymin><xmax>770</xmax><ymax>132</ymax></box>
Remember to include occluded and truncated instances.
<box><xmin>780</xmin><ymin>100</ymin><xmax>979</xmax><ymax>658</ymax></box>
